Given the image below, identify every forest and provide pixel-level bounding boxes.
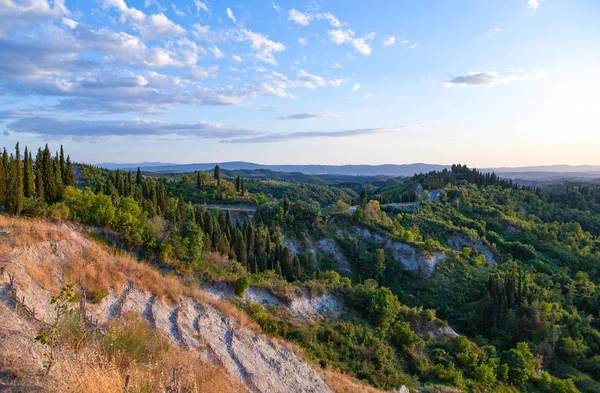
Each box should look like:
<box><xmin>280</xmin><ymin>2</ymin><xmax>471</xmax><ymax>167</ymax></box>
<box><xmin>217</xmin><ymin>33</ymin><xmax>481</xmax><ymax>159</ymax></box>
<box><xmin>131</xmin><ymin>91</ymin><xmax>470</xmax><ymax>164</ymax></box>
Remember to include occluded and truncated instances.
<box><xmin>2</xmin><ymin>142</ymin><xmax>600</xmax><ymax>393</ymax></box>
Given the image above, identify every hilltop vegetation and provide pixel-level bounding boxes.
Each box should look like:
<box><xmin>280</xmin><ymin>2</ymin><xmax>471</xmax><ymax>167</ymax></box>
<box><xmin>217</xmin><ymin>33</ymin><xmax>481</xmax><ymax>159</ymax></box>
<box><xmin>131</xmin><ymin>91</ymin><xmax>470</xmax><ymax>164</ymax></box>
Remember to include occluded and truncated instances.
<box><xmin>1</xmin><ymin>142</ymin><xmax>600</xmax><ymax>393</ymax></box>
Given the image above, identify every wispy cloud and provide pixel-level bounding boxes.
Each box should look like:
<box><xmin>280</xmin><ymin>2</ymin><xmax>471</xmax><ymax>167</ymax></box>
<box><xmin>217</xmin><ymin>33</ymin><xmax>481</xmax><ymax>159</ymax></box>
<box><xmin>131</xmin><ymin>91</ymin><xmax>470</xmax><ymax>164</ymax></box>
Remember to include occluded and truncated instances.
<box><xmin>224</xmin><ymin>124</ymin><xmax>421</xmax><ymax>144</ymax></box>
<box><xmin>100</xmin><ymin>0</ymin><xmax>186</xmax><ymax>40</ymax></box>
<box><xmin>328</xmin><ymin>29</ymin><xmax>375</xmax><ymax>55</ymax></box>
<box><xmin>226</xmin><ymin>7</ymin><xmax>236</xmax><ymax>23</ymax></box>
<box><xmin>193</xmin><ymin>0</ymin><xmax>209</xmax><ymax>14</ymax></box>
<box><xmin>5</xmin><ymin>117</ymin><xmax>260</xmax><ymax>140</ymax></box>
<box><xmin>288</xmin><ymin>9</ymin><xmax>311</xmax><ymax>25</ymax></box>
<box><xmin>528</xmin><ymin>0</ymin><xmax>542</xmax><ymax>10</ymax></box>
<box><xmin>445</xmin><ymin>70</ymin><xmax>545</xmax><ymax>87</ymax></box>
<box><xmin>277</xmin><ymin>112</ymin><xmax>338</xmax><ymax>120</ymax></box>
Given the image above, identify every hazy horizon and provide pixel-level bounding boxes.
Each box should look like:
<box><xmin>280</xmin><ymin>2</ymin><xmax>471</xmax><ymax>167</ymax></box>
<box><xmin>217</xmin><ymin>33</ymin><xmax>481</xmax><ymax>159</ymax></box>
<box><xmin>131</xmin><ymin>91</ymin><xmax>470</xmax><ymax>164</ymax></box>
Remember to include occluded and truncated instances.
<box><xmin>1</xmin><ymin>0</ymin><xmax>599</xmax><ymax>166</ymax></box>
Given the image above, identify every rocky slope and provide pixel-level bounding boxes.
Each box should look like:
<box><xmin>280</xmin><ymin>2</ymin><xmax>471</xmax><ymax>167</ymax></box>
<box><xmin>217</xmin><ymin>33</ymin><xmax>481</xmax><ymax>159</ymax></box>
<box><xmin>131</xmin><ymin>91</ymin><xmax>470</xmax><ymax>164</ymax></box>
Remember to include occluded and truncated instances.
<box><xmin>0</xmin><ymin>216</ymin><xmax>334</xmax><ymax>393</ymax></box>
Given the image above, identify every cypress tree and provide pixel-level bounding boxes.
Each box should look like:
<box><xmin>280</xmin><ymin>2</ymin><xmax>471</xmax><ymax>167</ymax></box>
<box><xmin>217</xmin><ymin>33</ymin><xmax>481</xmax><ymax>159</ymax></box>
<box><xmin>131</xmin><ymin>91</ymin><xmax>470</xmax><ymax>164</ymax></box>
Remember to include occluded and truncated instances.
<box><xmin>6</xmin><ymin>144</ymin><xmax>24</xmax><ymax>215</ymax></box>
<box><xmin>360</xmin><ymin>186</ymin><xmax>368</xmax><ymax>206</ymax></box>
<box><xmin>23</xmin><ymin>148</ymin><xmax>35</xmax><ymax>198</ymax></box>
<box><xmin>42</xmin><ymin>145</ymin><xmax>55</xmax><ymax>203</ymax></box>
<box><xmin>125</xmin><ymin>171</ymin><xmax>132</xmax><ymax>196</ymax></box>
<box><xmin>196</xmin><ymin>171</ymin><xmax>202</xmax><ymax>189</ymax></box>
<box><xmin>214</xmin><ymin>165</ymin><xmax>221</xmax><ymax>186</ymax></box>
<box><xmin>53</xmin><ymin>154</ymin><xmax>64</xmax><ymax>200</ymax></box>
<box><xmin>0</xmin><ymin>148</ymin><xmax>7</xmax><ymax>206</ymax></box>
<box><xmin>65</xmin><ymin>156</ymin><xmax>76</xmax><ymax>187</ymax></box>
<box><xmin>235</xmin><ymin>175</ymin><xmax>240</xmax><ymax>192</ymax></box>
<box><xmin>136</xmin><ymin>167</ymin><xmax>143</xmax><ymax>186</ymax></box>
<box><xmin>59</xmin><ymin>145</ymin><xmax>66</xmax><ymax>184</ymax></box>
<box><xmin>241</xmin><ymin>177</ymin><xmax>245</xmax><ymax>195</ymax></box>
<box><xmin>35</xmin><ymin>148</ymin><xmax>44</xmax><ymax>202</ymax></box>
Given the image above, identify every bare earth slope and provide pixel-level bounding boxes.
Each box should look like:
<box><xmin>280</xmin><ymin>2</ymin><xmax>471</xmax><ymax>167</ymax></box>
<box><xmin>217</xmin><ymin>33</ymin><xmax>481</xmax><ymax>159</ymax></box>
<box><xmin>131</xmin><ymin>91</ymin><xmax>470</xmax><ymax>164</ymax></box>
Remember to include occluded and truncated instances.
<box><xmin>0</xmin><ymin>216</ymin><xmax>333</xmax><ymax>393</ymax></box>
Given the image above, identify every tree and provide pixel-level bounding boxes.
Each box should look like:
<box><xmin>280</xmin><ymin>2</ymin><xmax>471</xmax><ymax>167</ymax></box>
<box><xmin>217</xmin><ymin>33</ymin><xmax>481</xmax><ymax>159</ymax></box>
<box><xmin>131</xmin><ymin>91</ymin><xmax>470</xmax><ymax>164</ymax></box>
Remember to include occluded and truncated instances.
<box><xmin>360</xmin><ymin>186</ymin><xmax>368</xmax><ymax>206</ymax></box>
<box><xmin>136</xmin><ymin>167</ymin><xmax>143</xmax><ymax>186</ymax></box>
<box><xmin>0</xmin><ymin>148</ymin><xmax>7</xmax><ymax>207</ymax></box>
<box><xmin>35</xmin><ymin>282</ymin><xmax>77</xmax><ymax>374</ymax></box>
<box><xmin>196</xmin><ymin>171</ymin><xmax>202</xmax><ymax>189</ymax></box>
<box><xmin>53</xmin><ymin>153</ymin><xmax>64</xmax><ymax>200</ymax></box>
<box><xmin>241</xmin><ymin>177</ymin><xmax>245</xmax><ymax>195</ymax></box>
<box><xmin>42</xmin><ymin>145</ymin><xmax>56</xmax><ymax>203</ymax></box>
<box><xmin>214</xmin><ymin>165</ymin><xmax>221</xmax><ymax>186</ymax></box>
<box><xmin>375</xmin><ymin>248</ymin><xmax>386</xmax><ymax>282</ymax></box>
<box><xmin>236</xmin><ymin>175</ymin><xmax>241</xmax><ymax>193</ymax></box>
<box><xmin>5</xmin><ymin>144</ymin><xmax>24</xmax><ymax>215</ymax></box>
<box><xmin>35</xmin><ymin>148</ymin><xmax>44</xmax><ymax>202</ymax></box>
<box><xmin>23</xmin><ymin>147</ymin><xmax>35</xmax><ymax>198</ymax></box>
<box><xmin>59</xmin><ymin>145</ymin><xmax>66</xmax><ymax>184</ymax></box>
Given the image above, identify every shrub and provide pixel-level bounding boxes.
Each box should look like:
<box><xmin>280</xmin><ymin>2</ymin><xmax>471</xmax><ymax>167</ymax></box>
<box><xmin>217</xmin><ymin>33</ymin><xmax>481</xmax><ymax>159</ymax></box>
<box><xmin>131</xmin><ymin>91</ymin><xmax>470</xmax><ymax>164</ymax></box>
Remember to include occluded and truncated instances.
<box><xmin>89</xmin><ymin>288</ymin><xmax>109</xmax><ymax>304</ymax></box>
<box><xmin>235</xmin><ymin>276</ymin><xmax>251</xmax><ymax>297</ymax></box>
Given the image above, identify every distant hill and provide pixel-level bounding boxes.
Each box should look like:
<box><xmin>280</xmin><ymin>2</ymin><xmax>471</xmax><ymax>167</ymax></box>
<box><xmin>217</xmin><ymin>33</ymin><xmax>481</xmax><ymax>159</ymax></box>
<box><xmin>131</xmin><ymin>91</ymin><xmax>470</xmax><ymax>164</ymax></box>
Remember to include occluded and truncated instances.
<box><xmin>97</xmin><ymin>161</ymin><xmax>450</xmax><ymax>176</ymax></box>
<box><xmin>96</xmin><ymin>161</ymin><xmax>600</xmax><ymax>180</ymax></box>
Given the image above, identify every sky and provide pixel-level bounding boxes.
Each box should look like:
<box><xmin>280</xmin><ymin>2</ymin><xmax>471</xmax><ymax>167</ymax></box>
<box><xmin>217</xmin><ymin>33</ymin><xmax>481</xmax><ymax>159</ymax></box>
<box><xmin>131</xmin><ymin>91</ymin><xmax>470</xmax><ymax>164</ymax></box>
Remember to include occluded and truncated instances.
<box><xmin>0</xmin><ymin>0</ymin><xmax>599</xmax><ymax>166</ymax></box>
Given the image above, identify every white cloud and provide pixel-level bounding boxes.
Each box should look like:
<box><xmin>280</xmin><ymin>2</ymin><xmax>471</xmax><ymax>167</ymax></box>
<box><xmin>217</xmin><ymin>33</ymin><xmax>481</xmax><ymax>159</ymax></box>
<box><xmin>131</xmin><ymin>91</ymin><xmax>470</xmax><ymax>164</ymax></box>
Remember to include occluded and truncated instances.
<box><xmin>328</xmin><ymin>29</ymin><xmax>353</xmax><ymax>44</ymax></box>
<box><xmin>528</xmin><ymin>0</ymin><xmax>542</xmax><ymax>10</ymax></box>
<box><xmin>194</xmin><ymin>0</ymin><xmax>209</xmax><ymax>14</ymax></box>
<box><xmin>330</xmin><ymin>62</ymin><xmax>343</xmax><ymax>69</ymax></box>
<box><xmin>361</xmin><ymin>93</ymin><xmax>372</xmax><ymax>99</ymax></box>
<box><xmin>101</xmin><ymin>0</ymin><xmax>186</xmax><ymax>40</ymax></box>
<box><xmin>210</xmin><ymin>45</ymin><xmax>224</xmax><ymax>59</ymax></box>
<box><xmin>328</xmin><ymin>29</ymin><xmax>373</xmax><ymax>55</ymax></box>
<box><xmin>231</xmin><ymin>54</ymin><xmax>242</xmax><ymax>62</ymax></box>
<box><xmin>445</xmin><ymin>70</ymin><xmax>545</xmax><ymax>87</ymax></box>
<box><xmin>192</xmin><ymin>24</ymin><xmax>286</xmax><ymax>64</ymax></box>
<box><xmin>316</xmin><ymin>12</ymin><xmax>344</xmax><ymax>28</ymax></box>
<box><xmin>383</xmin><ymin>36</ymin><xmax>396</xmax><ymax>46</ymax></box>
<box><xmin>296</xmin><ymin>70</ymin><xmax>348</xmax><ymax>89</ymax></box>
<box><xmin>254</xmin><ymin>66</ymin><xmax>268</xmax><ymax>73</ymax></box>
<box><xmin>226</xmin><ymin>7</ymin><xmax>236</xmax><ymax>23</ymax></box>
<box><xmin>352</xmin><ymin>38</ymin><xmax>371</xmax><ymax>55</ymax></box>
<box><xmin>298</xmin><ymin>37</ymin><xmax>307</xmax><ymax>46</ymax></box>
<box><xmin>288</xmin><ymin>9</ymin><xmax>311</xmax><ymax>25</ymax></box>
<box><xmin>241</xmin><ymin>29</ymin><xmax>286</xmax><ymax>64</ymax></box>
<box><xmin>0</xmin><ymin>0</ymin><xmax>70</xmax><ymax>37</ymax></box>
<box><xmin>352</xmin><ymin>83</ymin><xmax>360</xmax><ymax>91</ymax></box>
<box><xmin>272</xmin><ymin>2</ymin><xmax>282</xmax><ymax>13</ymax></box>
<box><xmin>171</xmin><ymin>3</ymin><xmax>185</xmax><ymax>16</ymax></box>
<box><xmin>61</xmin><ymin>17</ymin><xmax>78</xmax><ymax>29</ymax></box>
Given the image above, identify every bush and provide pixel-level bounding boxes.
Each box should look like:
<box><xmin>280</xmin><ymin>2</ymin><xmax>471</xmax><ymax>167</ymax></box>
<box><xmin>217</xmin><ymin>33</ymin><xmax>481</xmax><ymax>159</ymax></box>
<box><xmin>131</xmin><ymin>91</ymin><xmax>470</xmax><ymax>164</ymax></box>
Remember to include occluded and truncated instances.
<box><xmin>235</xmin><ymin>276</ymin><xmax>251</xmax><ymax>297</ymax></box>
<box><xmin>88</xmin><ymin>288</ymin><xmax>108</xmax><ymax>304</ymax></box>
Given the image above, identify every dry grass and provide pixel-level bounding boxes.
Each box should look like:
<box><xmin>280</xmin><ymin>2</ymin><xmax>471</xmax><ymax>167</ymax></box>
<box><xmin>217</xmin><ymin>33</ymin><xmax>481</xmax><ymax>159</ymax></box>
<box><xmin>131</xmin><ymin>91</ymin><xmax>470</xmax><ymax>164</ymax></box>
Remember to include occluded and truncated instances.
<box><xmin>55</xmin><ymin>315</ymin><xmax>247</xmax><ymax>393</ymax></box>
<box><xmin>0</xmin><ymin>214</ymin><xmax>69</xmax><ymax>247</ymax></box>
<box><xmin>322</xmin><ymin>369</ymin><xmax>389</xmax><ymax>393</ymax></box>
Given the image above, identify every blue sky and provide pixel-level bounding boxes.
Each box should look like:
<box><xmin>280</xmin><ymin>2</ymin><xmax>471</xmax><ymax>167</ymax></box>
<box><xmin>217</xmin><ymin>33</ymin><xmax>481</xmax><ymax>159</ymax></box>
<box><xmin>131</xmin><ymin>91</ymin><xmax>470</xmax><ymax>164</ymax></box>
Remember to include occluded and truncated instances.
<box><xmin>1</xmin><ymin>0</ymin><xmax>599</xmax><ymax>166</ymax></box>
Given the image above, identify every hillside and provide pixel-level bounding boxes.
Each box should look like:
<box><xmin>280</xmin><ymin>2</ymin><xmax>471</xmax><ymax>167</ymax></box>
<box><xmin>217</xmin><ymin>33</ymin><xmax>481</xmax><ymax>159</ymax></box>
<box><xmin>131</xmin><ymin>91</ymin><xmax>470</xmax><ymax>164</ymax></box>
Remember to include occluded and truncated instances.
<box><xmin>0</xmin><ymin>215</ymin><xmax>384</xmax><ymax>393</ymax></box>
<box><xmin>2</xmin><ymin>143</ymin><xmax>600</xmax><ymax>393</ymax></box>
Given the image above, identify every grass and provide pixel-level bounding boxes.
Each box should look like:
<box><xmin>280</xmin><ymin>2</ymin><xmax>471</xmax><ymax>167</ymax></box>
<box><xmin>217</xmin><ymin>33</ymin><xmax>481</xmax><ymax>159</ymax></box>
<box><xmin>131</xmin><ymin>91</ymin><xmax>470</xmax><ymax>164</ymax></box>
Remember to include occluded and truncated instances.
<box><xmin>322</xmin><ymin>368</ymin><xmax>390</xmax><ymax>393</ymax></box>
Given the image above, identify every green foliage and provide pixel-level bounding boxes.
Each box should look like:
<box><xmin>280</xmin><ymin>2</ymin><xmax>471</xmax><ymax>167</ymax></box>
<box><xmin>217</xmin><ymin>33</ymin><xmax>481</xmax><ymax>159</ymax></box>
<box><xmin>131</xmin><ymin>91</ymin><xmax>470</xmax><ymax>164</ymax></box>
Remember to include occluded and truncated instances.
<box><xmin>234</xmin><ymin>276</ymin><xmax>251</xmax><ymax>297</ymax></box>
<box><xmin>89</xmin><ymin>288</ymin><xmax>109</xmax><ymax>304</ymax></box>
<box><xmin>35</xmin><ymin>282</ymin><xmax>78</xmax><ymax>374</ymax></box>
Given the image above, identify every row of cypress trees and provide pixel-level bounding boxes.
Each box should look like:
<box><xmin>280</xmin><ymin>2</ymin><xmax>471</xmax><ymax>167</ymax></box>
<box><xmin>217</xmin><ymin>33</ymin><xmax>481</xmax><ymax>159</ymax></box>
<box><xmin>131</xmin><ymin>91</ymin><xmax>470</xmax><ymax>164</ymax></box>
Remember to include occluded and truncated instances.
<box><xmin>0</xmin><ymin>143</ymin><xmax>76</xmax><ymax>215</ymax></box>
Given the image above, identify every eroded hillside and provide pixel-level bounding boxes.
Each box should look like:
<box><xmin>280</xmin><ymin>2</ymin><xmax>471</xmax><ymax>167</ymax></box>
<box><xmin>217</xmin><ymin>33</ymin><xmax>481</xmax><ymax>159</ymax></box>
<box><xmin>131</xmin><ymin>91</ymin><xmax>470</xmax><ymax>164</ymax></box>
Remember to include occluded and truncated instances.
<box><xmin>0</xmin><ymin>215</ymin><xmax>382</xmax><ymax>393</ymax></box>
